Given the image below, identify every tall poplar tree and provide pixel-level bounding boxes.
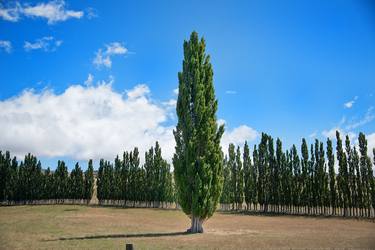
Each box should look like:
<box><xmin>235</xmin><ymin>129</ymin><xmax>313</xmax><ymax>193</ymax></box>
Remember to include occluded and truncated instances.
<box><xmin>301</xmin><ymin>139</ymin><xmax>309</xmax><ymax>213</ymax></box>
<box><xmin>235</xmin><ymin>146</ymin><xmax>244</xmax><ymax>209</ymax></box>
<box><xmin>345</xmin><ymin>135</ymin><xmax>356</xmax><ymax>216</ymax></box>
<box><xmin>336</xmin><ymin>131</ymin><xmax>349</xmax><ymax>216</ymax></box>
<box><xmin>291</xmin><ymin>144</ymin><xmax>300</xmax><ymax>212</ymax></box>
<box><xmin>70</xmin><ymin>162</ymin><xmax>84</xmax><ymax>200</ymax></box>
<box><xmin>84</xmin><ymin>159</ymin><xmax>94</xmax><ymax>203</ymax></box>
<box><xmin>327</xmin><ymin>138</ymin><xmax>337</xmax><ymax>215</ymax></box>
<box><xmin>220</xmin><ymin>157</ymin><xmax>231</xmax><ymax>205</ymax></box>
<box><xmin>252</xmin><ymin>145</ymin><xmax>259</xmax><ymax>209</ymax></box>
<box><xmin>243</xmin><ymin>141</ymin><xmax>253</xmax><ymax>209</ymax></box>
<box><xmin>228</xmin><ymin>144</ymin><xmax>236</xmax><ymax>207</ymax></box>
<box><xmin>173</xmin><ymin>31</ymin><xmax>224</xmax><ymax>233</ymax></box>
<box><xmin>358</xmin><ymin>133</ymin><xmax>371</xmax><ymax>216</ymax></box>
<box><xmin>352</xmin><ymin>147</ymin><xmax>361</xmax><ymax>215</ymax></box>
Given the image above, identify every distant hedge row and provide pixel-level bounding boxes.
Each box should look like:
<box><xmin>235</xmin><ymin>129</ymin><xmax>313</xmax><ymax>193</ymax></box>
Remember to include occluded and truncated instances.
<box><xmin>97</xmin><ymin>142</ymin><xmax>175</xmax><ymax>207</ymax></box>
<box><xmin>0</xmin><ymin>152</ymin><xmax>94</xmax><ymax>203</ymax></box>
<box><xmin>1</xmin><ymin>132</ymin><xmax>374</xmax><ymax>218</ymax></box>
<box><xmin>0</xmin><ymin>141</ymin><xmax>175</xmax><ymax>207</ymax></box>
<box><xmin>220</xmin><ymin>131</ymin><xmax>375</xmax><ymax>217</ymax></box>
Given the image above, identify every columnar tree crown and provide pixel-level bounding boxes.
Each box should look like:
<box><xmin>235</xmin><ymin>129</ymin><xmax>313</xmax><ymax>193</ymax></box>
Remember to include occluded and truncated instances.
<box><xmin>173</xmin><ymin>31</ymin><xmax>224</xmax><ymax>223</ymax></box>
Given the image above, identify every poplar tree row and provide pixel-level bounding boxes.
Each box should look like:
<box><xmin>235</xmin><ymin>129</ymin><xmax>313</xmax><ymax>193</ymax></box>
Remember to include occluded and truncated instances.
<box><xmin>0</xmin><ymin>152</ymin><xmax>94</xmax><ymax>204</ymax></box>
<box><xmin>96</xmin><ymin>142</ymin><xmax>175</xmax><ymax>207</ymax></box>
<box><xmin>1</xmin><ymin>132</ymin><xmax>374</xmax><ymax>218</ymax></box>
<box><xmin>221</xmin><ymin>131</ymin><xmax>375</xmax><ymax>217</ymax></box>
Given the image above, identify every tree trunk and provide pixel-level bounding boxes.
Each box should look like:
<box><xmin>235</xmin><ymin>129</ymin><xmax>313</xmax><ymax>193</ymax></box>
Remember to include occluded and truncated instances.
<box><xmin>188</xmin><ymin>216</ymin><xmax>204</xmax><ymax>233</ymax></box>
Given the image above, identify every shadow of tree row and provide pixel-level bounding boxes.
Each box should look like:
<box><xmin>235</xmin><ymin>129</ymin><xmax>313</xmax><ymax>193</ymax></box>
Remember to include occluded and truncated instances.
<box><xmin>44</xmin><ymin>231</ymin><xmax>189</xmax><ymax>241</ymax></box>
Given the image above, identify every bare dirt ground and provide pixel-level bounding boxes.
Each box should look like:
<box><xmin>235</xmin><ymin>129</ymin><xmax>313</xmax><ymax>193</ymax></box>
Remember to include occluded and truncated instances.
<box><xmin>0</xmin><ymin>205</ymin><xmax>374</xmax><ymax>249</ymax></box>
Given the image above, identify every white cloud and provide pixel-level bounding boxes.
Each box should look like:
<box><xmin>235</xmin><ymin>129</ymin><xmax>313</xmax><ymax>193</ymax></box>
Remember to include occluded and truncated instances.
<box><xmin>126</xmin><ymin>84</ymin><xmax>150</xmax><ymax>99</ymax></box>
<box><xmin>105</xmin><ymin>42</ymin><xmax>127</xmax><ymax>55</ymax></box>
<box><xmin>24</xmin><ymin>36</ymin><xmax>63</xmax><ymax>52</ymax></box>
<box><xmin>309</xmin><ymin>131</ymin><xmax>317</xmax><ymax>138</ymax></box>
<box><xmin>0</xmin><ymin>40</ymin><xmax>12</xmax><ymax>53</ymax></box>
<box><xmin>86</xmin><ymin>7</ymin><xmax>98</xmax><ymax>19</ymax></box>
<box><xmin>0</xmin><ymin>81</ymin><xmax>174</xmax><ymax>161</ymax></box>
<box><xmin>84</xmin><ymin>74</ymin><xmax>94</xmax><ymax>86</ymax></box>
<box><xmin>93</xmin><ymin>42</ymin><xmax>128</xmax><ymax>69</ymax></box>
<box><xmin>162</xmin><ymin>99</ymin><xmax>177</xmax><ymax>108</ymax></box>
<box><xmin>344</xmin><ymin>96</ymin><xmax>358</xmax><ymax>109</ymax></box>
<box><xmin>0</xmin><ymin>80</ymin><xmax>259</xmax><ymax>163</ymax></box>
<box><xmin>322</xmin><ymin>127</ymin><xmax>341</xmax><ymax>139</ymax></box>
<box><xmin>322</xmin><ymin>106</ymin><xmax>373</xmax><ymax>144</ymax></box>
<box><xmin>93</xmin><ymin>49</ymin><xmax>112</xmax><ymax>68</ymax></box>
<box><xmin>221</xmin><ymin>125</ymin><xmax>258</xmax><ymax>152</ymax></box>
<box><xmin>344</xmin><ymin>101</ymin><xmax>354</xmax><ymax>109</ymax></box>
<box><xmin>322</xmin><ymin>127</ymin><xmax>356</xmax><ymax>141</ymax></box>
<box><xmin>345</xmin><ymin>106</ymin><xmax>374</xmax><ymax>130</ymax></box>
<box><xmin>0</xmin><ymin>1</ymin><xmax>84</xmax><ymax>24</ymax></box>
<box><xmin>173</xmin><ymin>88</ymin><xmax>179</xmax><ymax>95</ymax></box>
<box><xmin>225</xmin><ymin>90</ymin><xmax>237</xmax><ymax>95</ymax></box>
<box><xmin>0</xmin><ymin>4</ymin><xmax>20</xmax><ymax>22</ymax></box>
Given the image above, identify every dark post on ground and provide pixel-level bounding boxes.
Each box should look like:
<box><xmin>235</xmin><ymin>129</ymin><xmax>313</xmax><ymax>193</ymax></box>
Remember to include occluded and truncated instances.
<box><xmin>126</xmin><ymin>243</ymin><xmax>134</xmax><ymax>250</ymax></box>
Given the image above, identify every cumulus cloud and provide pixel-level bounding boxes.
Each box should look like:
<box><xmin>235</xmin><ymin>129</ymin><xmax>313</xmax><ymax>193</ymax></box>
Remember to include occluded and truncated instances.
<box><xmin>24</xmin><ymin>36</ymin><xmax>63</xmax><ymax>52</ymax></box>
<box><xmin>93</xmin><ymin>42</ymin><xmax>128</xmax><ymax>69</ymax></box>
<box><xmin>344</xmin><ymin>96</ymin><xmax>358</xmax><ymax>109</ymax></box>
<box><xmin>0</xmin><ymin>40</ymin><xmax>12</xmax><ymax>53</ymax></box>
<box><xmin>221</xmin><ymin>125</ymin><xmax>258</xmax><ymax>152</ymax></box>
<box><xmin>0</xmin><ymin>80</ymin><xmax>259</xmax><ymax>163</ymax></box>
<box><xmin>0</xmin><ymin>81</ymin><xmax>175</xmax><ymax>161</ymax></box>
<box><xmin>0</xmin><ymin>1</ymin><xmax>84</xmax><ymax>24</ymax></box>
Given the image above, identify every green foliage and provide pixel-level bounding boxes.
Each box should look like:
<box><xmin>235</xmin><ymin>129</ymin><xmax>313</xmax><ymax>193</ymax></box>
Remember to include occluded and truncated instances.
<box><xmin>228</xmin><ymin>144</ymin><xmax>236</xmax><ymax>205</ymax></box>
<box><xmin>69</xmin><ymin>163</ymin><xmax>84</xmax><ymax>200</ymax></box>
<box><xmin>336</xmin><ymin>131</ymin><xmax>350</xmax><ymax>215</ymax></box>
<box><xmin>84</xmin><ymin>160</ymin><xmax>95</xmax><ymax>201</ymax></box>
<box><xmin>217</xmin><ymin>131</ymin><xmax>374</xmax><ymax>218</ymax></box>
<box><xmin>243</xmin><ymin>142</ymin><xmax>253</xmax><ymax>207</ymax></box>
<box><xmin>220</xmin><ymin>157</ymin><xmax>231</xmax><ymax>204</ymax></box>
<box><xmin>54</xmin><ymin>160</ymin><xmax>69</xmax><ymax>200</ymax></box>
<box><xmin>327</xmin><ymin>138</ymin><xmax>337</xmax><ymax>210</ymax></box>
<box><xmin>235</xmin><ymin>146</ymin><xmax>244</xmax><ymax>208</ymax></box>
<box><xmin>173</xmin><ymin>31</ymin><xmax>224</xmax><ymax>220</ymax></box>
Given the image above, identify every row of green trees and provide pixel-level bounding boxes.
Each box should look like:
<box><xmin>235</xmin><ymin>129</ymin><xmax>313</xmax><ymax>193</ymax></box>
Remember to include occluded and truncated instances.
<box><xmin>221</xmin><ymin>131</ymin><xmax>375</xmax><ymax>217</ymax></box>
<box><xmin>1</xmin><ymin>132</ymin><xmax>374</xmax><ymax>217</ymax></box>
<box><xmin>97</xmin><ymin>142</ymin><xmax>175</xmax><ymax>207</ymax></box>
<box><xmin>0</xmin><ymin>152</ymin><xmax>94</xmax><ymax>203</ymax></box>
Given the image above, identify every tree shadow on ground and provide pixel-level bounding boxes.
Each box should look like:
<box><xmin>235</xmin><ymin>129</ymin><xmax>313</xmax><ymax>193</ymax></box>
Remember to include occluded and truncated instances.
<box><xmin>63</xmin><ymin>208</ymin><xmax>79</xmax><ymax>212</ymax></box>
<box><xmin>44</xmin><ymin>231</ymin><xmax>189</xmax><ymax>241</ymax></box>
<box><xmin>219</xmin><ymin>210</ymin><xmax>375</xmax><ymax>222</ymax></box>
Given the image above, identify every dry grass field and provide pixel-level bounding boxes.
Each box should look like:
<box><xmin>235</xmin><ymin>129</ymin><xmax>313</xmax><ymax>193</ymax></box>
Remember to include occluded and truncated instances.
<box><xmin>0</xmin><ymin>205</ymin><xmax>374</xmax><ymax>249</ymax></box>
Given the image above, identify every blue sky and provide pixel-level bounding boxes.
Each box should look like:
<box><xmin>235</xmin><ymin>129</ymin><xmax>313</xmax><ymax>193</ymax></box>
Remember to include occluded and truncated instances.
<box><xmin>0</xmin><ymin>0</ymin><xmax>374</xmax><ymax>170</ymax></box>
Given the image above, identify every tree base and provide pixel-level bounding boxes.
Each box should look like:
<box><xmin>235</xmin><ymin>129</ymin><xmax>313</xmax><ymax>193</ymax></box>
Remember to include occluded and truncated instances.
<box><xmin>186</xmin><ymin>227</ymin><xmax>204</xmax><ymax>234</ymax></box>
<box><xmin>187</xmin><ymin>216</ymin><xmax>204</xmax><ymax>233</ymax></box>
